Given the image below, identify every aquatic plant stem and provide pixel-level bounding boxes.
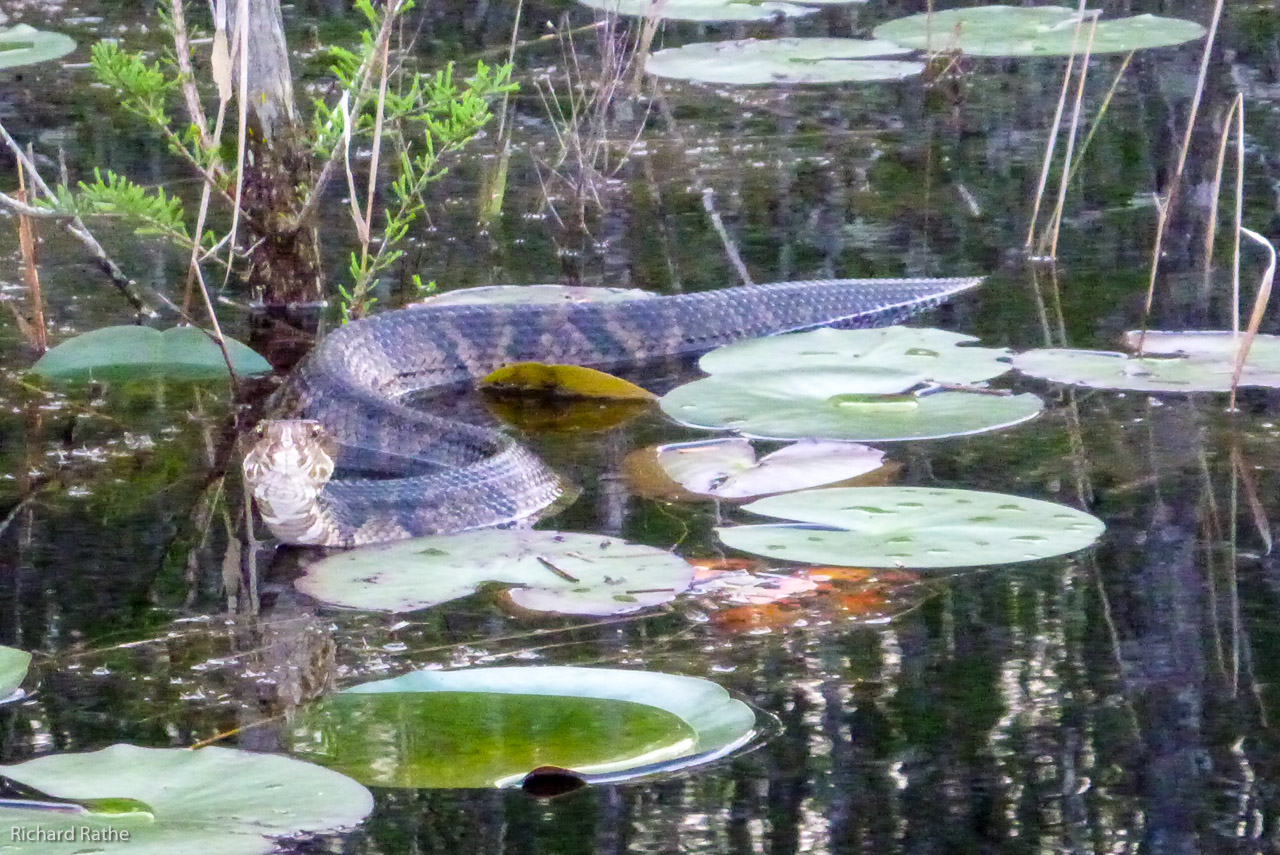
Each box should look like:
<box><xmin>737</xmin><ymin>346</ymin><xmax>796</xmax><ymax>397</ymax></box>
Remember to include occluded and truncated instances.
<box><xmin>1039</xmin><ymin>11</ymin><xmax>1099</xmax><ymax>259</ymax></box>
<box><xmin>1135</xmin><ymin>0</ymin><xmax>1225</xmax><ymax>354</ymax></box>
<box><xmin>1024</xmin><ymin>3</ymin><xmax>1087</xmax><ymax>251</ymax></box>
<box><xmin>220</xmin><ymin>0</ymin><xmax>250</xmax><ymax>294</ymax></box>
<box><xmin>1227</xmin><ymin>228</ymin><xmax>1277</xmax><ymax>409</ymax></box>
<box><xmin>1202</xmin><ymin>95</ymin><xmax>1244</xmax><ymax>331</ymax></box>
<box><xmin>13</xmin><ymin>154</ymin><xmax>46</xmax><ymax>353</ymax></box>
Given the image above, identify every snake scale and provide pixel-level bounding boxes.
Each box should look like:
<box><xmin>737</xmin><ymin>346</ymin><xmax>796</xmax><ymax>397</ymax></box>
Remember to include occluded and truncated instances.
<box><xmin>242</xmin><ymin>277</ymin><xmax>981</xmax><ymax>546</ymax></box>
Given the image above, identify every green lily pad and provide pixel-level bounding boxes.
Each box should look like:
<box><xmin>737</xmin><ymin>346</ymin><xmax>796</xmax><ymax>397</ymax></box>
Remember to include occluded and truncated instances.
<box><xmin>699</xmin><ymin>326</ymin><xmax>1013</xmax><ymax>385</ymax></box>
<box><xmin>297</xmin><ymin>530</ymin><xmax>694</xmax><ymax>615</ymax></box>
<box><xmin>718</xmin><ymin>486</ymin><xmax>1105</xmax><ymax>568</ymax></box>
<box><xmin>646</xmin><ymin>38</ymin><xmax>923</xmax><ymax>85</ymax></box>
<box><xmin>661</xmin><ymin>370</ymin><xmax>1042</xmax><ymax>441</ymax></box>
<box><xmin>1013</xmin><ymin>332</ymin><xmax>1280</xmax><ymax>392</ymax></box>
<box><xmin>0</xmin><ymin>644</ymin><xmax>31</xmax><ymax>700</ymax></box>
<box><xmin>0</xmin><ymin>744</ymin><xmax>372</xmax><ymax>854</ymax></box>
<box><xmin>0</xmin><ymin>24</ymin><xmax>75</xmax><ymax>69</ymax></box>
<box><xmin>576</xmin><ymin>0</ymin><xmax>837</xmax><ymax>22</ymax></box>
<box><xmin>421</xmin><ymin>284</ymin><xmax>656</xmax><ymax>307</ymax></box>
<box><xmin>654</xmin><ymin>438</ymin><xmax>886</xmax><ymax>499</ymax></box>
<box><xmin>31</xmin><ymin>326</ymin><xmax>271</xmax><ymax>382</ymax></box>
<box><xmin>873</xmin><ymin>6</ymin><xmax>1206</xmax><ymax>56</ymax></box>
<box><xmin>289</xmin><ymin>666</ymin><xmax>757</xmax><ymax>788</ymax></box>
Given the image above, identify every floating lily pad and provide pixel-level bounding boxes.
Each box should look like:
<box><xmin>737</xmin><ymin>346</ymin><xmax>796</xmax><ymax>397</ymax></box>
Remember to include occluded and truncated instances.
<box><xmin>297</xmin><ymin>530</ymin><xmax>694</xmax><ymax>615</ymax></box>
<box><xmin>0</xmin><ymin>644</ymin><xmax>31</xmax><ymax>701</ymax></box>
<box><xmin>718</xmin><ymin>486</ymin><xmax>1105</xmax><ymax>569</ymax></box>
<box><xmin>31</xmin><ymin>326</ymin><xmax>271</xmax><ymax>382</ymax></box>
<box><xmin>1012</xmin><ymin>332</ymin><xmax>1280</xmax><ymax>392</ymax></box>
<box><xmin>0</xmin><ymin>744</ymin><xmax>372</xmax><ymax>854</ymax></box>
<box><xmin>0</xmin><ymin>24</ymin><xmax>75</xmax><ymax>69</ymax></box>
<box><xmin>662</xmin><ymin>370</ymin><xmax>1042</xmax><ymax>441</ymax></box>
<box><xmin>699</xmin><ymin>326</ymin><xmax>1013</xmax><ymax>385</ymax></box>
<box><xmin>873</xmin><ymin>6</ymin><xmax>1206</xmax><ymax>56</ymax></box>
<box><xmin>420</xmin><ymin>283</ymin><xmax>656</xmax><ymax>307</ymax></box>
<box><xmin>577</xmin><ymin>0</ymin><xmax>838</xmax><ymax>22</ymax></box>
<box><xmin>289</xmin><ymin>666</ymin><xmax>757</xmax><ymax>788</ymax></box>
<box><xmin>650</xmin><ymin>438</ymin><xmax>885</xmax><ymax>499</ymax></box>
<box><xmin>646</xmin><ymin>38</ymin><xmax>923</xmax><ymax>85</ymax></box>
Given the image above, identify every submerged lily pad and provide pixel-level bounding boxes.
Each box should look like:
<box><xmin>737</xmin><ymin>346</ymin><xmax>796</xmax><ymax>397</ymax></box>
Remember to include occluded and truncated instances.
<box><xmin>297</xmin><ymin>530</ymin><xmax>694</xmax><ymax>615</ymax></box>
<box><xmin>482</xmin><ymin>362</ymin><xmax>656</xmax><ymax>400</ymax></box>
<box><xmin>577</xmin><ymin>0</ymin><xmax>837</xmax><ymax>22</ymax></box>
<box><xmin>647</xmin><ymin>38</ymin><xmax>923</xmax><ymax>85</ymax></box>
<box><xmin>0</xmin><ymin>24</ymin><xmax>75</xmax><ymax>69</ymax></box>
<box><xmin>1013</xmin><ymin>332</ymin><xmax>1280</xmax><ymax>392</ymax></box>
<box><xmin>0</xmin><ymin>744</ymin><xmax>372</xmax><ymax>854</ymax></box>
<box><xmin>718</xmin><ymin>487</ymin><xmax>1105</xmax><ymax>568</ymax></box>
<box><xmin>662</xmin><ymin>370</ymin><xmax>1042</xmax><ymax>441</ymax></box>
<box><xmin>873</xmin><ymin>6</ymin><xmax>1206</xmax><ymax>56</ymax></box>
<box><xmin>650</xmin><ymin>438</ymin><xmax>886</xmax><ymax>499</ymax></box>
<box><xmin>699</xmin><ymin>326</ymin><xmax>1013</xmax><ymax>385</ymax></box>
<box><xmin>31</xmin><ymin>326</ymin><xmax>271</xmax><ymax>382</ymax></box>
<box><xmin>289</xmin><ymin>666</ymin><xmax>757</xmax><ymax>788</ymax></box>
<box><xmin>0</xmin><ymin>644</ymin><xmax>31</xmax><ymax>700</ymax></box>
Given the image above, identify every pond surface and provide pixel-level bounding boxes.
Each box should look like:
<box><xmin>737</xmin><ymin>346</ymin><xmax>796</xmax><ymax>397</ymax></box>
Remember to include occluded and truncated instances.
<box><xmin>3</xmin><ymin>0</ymin><xmax>1280</xmax><ymax>852</ymax></box>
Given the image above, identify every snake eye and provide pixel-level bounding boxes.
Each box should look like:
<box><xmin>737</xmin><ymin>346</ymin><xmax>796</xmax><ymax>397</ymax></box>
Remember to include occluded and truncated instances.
<box><xmin>310</xmin><ymin>424</ymin><xmax>323</xmax><ymax>438</ymax></box>
<box><xmin>253</xmin><ymin>424</ymin><xmax>266</xmax><ymax>438</ymax></box>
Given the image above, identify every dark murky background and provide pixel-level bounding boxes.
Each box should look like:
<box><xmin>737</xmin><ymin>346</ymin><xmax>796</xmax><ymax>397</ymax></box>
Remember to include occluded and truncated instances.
<box><xmin>3</xmin><ymin>0</ymin><xmax>1280</xmax><ymax>852</ymax></box>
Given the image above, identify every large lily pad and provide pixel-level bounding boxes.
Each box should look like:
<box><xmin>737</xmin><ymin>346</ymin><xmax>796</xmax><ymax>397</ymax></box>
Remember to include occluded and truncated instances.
<box><xmin>873</xmin><ymin>7</ymin><xmax>1206</xmax><ymax>57</ymax></box>
<box><xmin>0</xmin><ymin>24</ymin><xmax>75</xmax><ymax>69</ymax></box>
<box><xmin>0</xmin><ymin>744</ymin><xmax>373</xmax><ymax>854</ymax></box>
<box><xmin>296</xmin><ymin>529</ymin><xmax>694</xmax><ymax>615</ymax></box>
<box><xmin>649</xmin><ymin>438</ymin><xmax>886</xmax><ymax>499</ymax></box>
<box><xmin>718</xmin><ymin>487</ymin><xmax>1104</xmax><ymax>568</ymax></box>
<box><xmin>31</xmin><ymin>326</ymin><xmax>271</xmax><ymax>382</ymax></box>
<box><xmin>646</xmin><ymin>38</ymin><xmax>923</xmax><ymax>85</ymax></box>
<box><xmin>0</xmin><ymin>644</ymin><xmax>31</xmax><ymax>700</ymax></box>
<box><xmin>577</xmin><ymin>0</ymin><xmax>840</xmax><ymax>22</ymax></box>
<box><xmin>661</xmin><ymin>370</ymin><xmax>1042</xmax><ymax>441</ymax></box>
<box><xmin>289</xmin><ymin>666</ymin><xmax>757</xmax><ymax>788</ymax></box>
<box><xmin>699</xmin><ymin>326</ymin><xmax>1013</xmax><ymax>385</ymax></box>
<box><xmin>1012</xmin><ymin>332</ymin><xmax>1280</xmax><ymax>392</ymax></box>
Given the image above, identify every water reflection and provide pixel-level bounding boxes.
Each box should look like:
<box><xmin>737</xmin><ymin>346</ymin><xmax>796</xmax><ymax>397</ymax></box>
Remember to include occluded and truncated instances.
<box><xmin>2</xmin><ymin>0</ymin><xmax>1280</xmax><ymax>852</ymax></box>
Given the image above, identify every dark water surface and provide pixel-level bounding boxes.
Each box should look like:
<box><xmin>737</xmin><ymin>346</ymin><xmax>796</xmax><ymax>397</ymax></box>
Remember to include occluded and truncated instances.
<box><xmin>3</xmin><ymin>0</ymin><xmax>1280</xmax><ymax>852</ymax></box>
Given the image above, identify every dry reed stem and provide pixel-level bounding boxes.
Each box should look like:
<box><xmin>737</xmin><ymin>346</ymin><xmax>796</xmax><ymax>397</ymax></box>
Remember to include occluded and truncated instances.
<box><xmin>1135</xmin><ymin>0</ymin><xmax>1225</xmax><ymax>354</ymax></box>
<box><xmin>1024</xmin><ymin>1</ymin><xmax>1089</xmax><ymax>250</ymax></box>
<box><xmin>220</xmin><ymin>0</ymin><xmax>251</xmax><ymax>294</ymax></box>
<box><xmin>1201</xmin><ymin>95</ymin><xmax>1245</xmax><ymax>332</ymax></box>
<box><xmin>1039</xmin><ymin>11</ymin><xmax>1099</xmax><ymax>259</ymax></box>
<box><xmin>169</xmin><ymin>0</ymin><xmax>213</xmax><ymax>152</ymax></box>
<box><xmin>12</xmin><ymin>167</ymin><xmax>46</xmax><ymax>352</ymax></box>
<box><xmin>1227</xmin><ymin>228</ymin><xmax>1276</xmax><ymax>409</ymax></box>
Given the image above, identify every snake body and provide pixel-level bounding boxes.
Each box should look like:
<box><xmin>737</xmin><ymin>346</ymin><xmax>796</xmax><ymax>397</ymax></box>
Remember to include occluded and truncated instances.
<box><xmin>243</xmin><ymin>277</ymin><xmax>981</xmax><ymax>546</ymax></box>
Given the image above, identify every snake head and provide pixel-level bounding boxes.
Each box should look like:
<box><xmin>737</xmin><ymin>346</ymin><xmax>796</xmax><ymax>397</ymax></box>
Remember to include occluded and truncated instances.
<box><xmin>242</xmin><ymin>419</ymin><xmax>338</xmax><ymax>500</ymax></box>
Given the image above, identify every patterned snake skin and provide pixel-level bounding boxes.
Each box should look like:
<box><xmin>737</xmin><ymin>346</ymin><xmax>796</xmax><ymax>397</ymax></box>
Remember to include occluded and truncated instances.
<box><xmin>243</xmin><ymin>277</ymin><xmax>982</xmax><ymax>546</ymax></box>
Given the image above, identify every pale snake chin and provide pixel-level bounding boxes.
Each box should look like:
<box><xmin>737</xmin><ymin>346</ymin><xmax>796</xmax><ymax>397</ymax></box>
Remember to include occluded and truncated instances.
<box><xmin>242</xmin><ymin>420</ymin><xmax>338</xmax><ymax>545</ymax></box>
<box><xmin>240</xmin><ymin>277</ymin><xmax>983</xmax><ymax>547</ymax></box>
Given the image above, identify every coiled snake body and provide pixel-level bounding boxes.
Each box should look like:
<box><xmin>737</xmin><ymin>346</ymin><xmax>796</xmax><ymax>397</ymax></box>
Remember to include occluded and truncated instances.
<box><xmin>243</xmin><ymin>277</ymin><xmax>981</xmax><ymax>546</ymax></box>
